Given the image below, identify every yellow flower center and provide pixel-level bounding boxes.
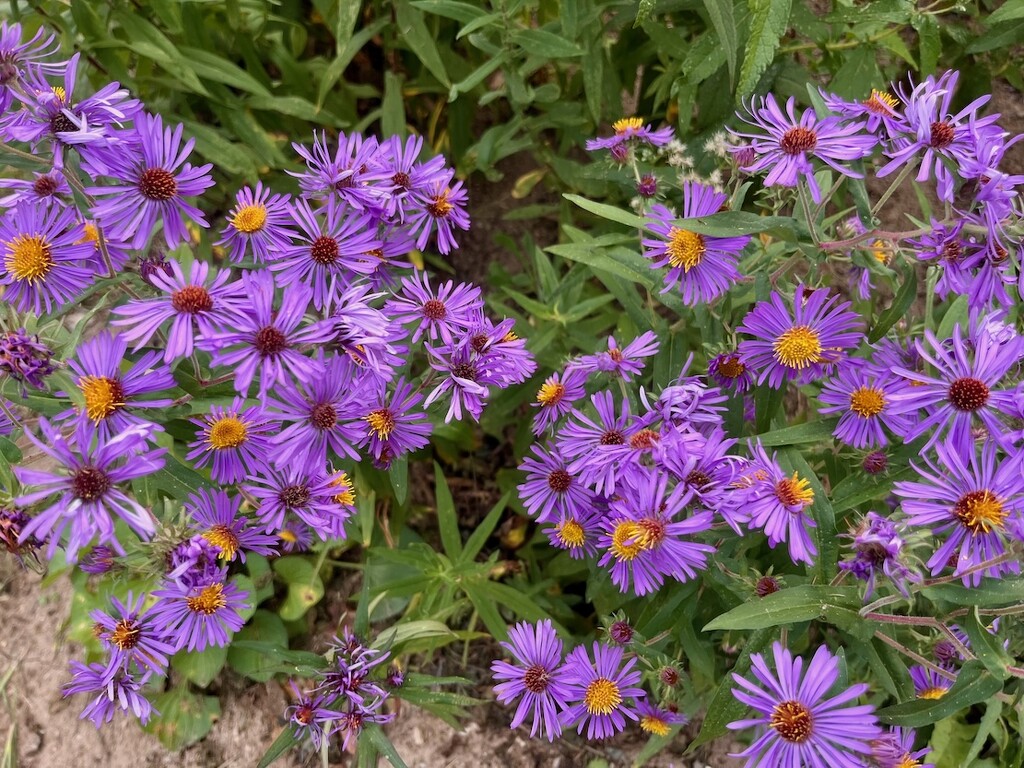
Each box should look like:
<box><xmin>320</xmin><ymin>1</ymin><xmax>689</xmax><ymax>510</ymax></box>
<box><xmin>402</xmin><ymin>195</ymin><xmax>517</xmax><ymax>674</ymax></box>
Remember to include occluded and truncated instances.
<box><xmin>613</xmin><ymin>117</ymin><xmax>645</xmax><ymax>133</ymax></box>
<box><xmin>278</xmin><ymin>528</ymin><xmax>298</xmax><ymax>544</ymax></box>
<box><xmin>610</xmin><ymin>520</ymin><xmax>646</xmax><ymax>561</ymax></box>
<box><xmin>331</xmin><ymin>472</ymin><xmax>356</xmax><ymax>506</ymax></box>
<box><xmin>849</xmin><ymin>386</ymin><xmax>885</xmax><ymax>417</ymax></box>
<box><xmin>770</xmin><ymin>700</ymin><xmax>813</xmax><ymax>743</ymax></box>
<box><xmin>954</xmin><ymin>490</ymin><xmax>1007</xmax><ymax>534</ymax></box>
<box><xmin>775</xmin><ymin>473</ymin><xmax>814</xmax><ymax>509</ymax></box>
<box><xmin>207</xmin><ymin>416</ymin><xmax>248</xmax><ymax>449</ymax></box>
<box><xmin>426</xmin><ymin>191</ymin><xmax>453</xmax><ymax>219</ymax></box>
<box><xmin>583</xmin><ymin>677</ymin><xmax>622</xmax><ymax>715</ymax></box>
<box><xmin>186</xmin><ymin>582</ymin><xmax>227</xmax><ymax>615</ymax></box>
<box><xmin>772</xmin><ymin>325</ymin><xmax>823</xmax><ymax>369</ymax></box>
<box><xmin>639</xmin><ymin>714</ymin><xmax>671</xmax><ymax>737</ymax></box>
<box><xmin>896</xmin><ymin>754</ymin><xmax>923</xmax><ymax>768</ymax></box>
<box><xmin>79</xmin><ymin>375</ymin><xmax>125</xmax><ymax>422</ymax></box>
<box><xmin>666</xmin><ymin>227</ymin><xmax>706</xmax><ymax>272</ymax></box>
<box><xmin>917</xmin><ymin>686</ymin><xmax>947</xmax><ymax>700</ymax></box>
<box><xmin>536</xmin><ymin>381</ymin><xmax>565</xmax><ymax>407</ymax></box>
<box><xmin>365</xmin><ymin>408</ymin><xmax>395</xmax><ymax>439</ymax></box>
<box><xmin>716</xmin><ymin>356</ymin><xmax>746</xmax><ymax>379</ymax></box>
<box><xmin>231</xmin><ymin>203</ymin><xmax>268</xmax><ymax>234</ymax></box>
<box><xmin>110</xmin><ymin>618</ymin><xmax>140</xmax><ymax>650</ymax></box>
<box><xmin>203</xmin><ymin>524</ymin><xmax>240</xmax><ymax>561</ymax></box>
<box><xmin>77</xmin><ymin>223</ymin><xmax>100</xmax><ymax>245</ymax></box>
<box><xmin>52</xmin><ymin>85</ymin><xmax>66</xmax><ymax>102</ymax></box>
<box><xmin>863</xmin><ymin>89</ymin><xmax>899</xmax><ymax>114</ymax></box>
<box><xmin>556</xmin><ymin>519</ymin><xmax>586</xmax><ymax>549</ymax></box>
<box><xmin>5</xmin><ymin>234</ymin><xmax>53</xmax><ymax>282</ymax></box>
<box><xmin>871</xmin><ymin>239</ymin><xmax>890</xmax><ymax>264</ymax></box>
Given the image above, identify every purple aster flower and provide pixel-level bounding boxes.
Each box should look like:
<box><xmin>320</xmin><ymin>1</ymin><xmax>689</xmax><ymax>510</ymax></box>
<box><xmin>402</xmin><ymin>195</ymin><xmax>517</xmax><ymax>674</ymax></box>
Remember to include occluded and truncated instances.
<box><xmin>79</xmin><ymin>544</ymin><xmax>118</xmax><ymax>574</ymax></box>
<box><xmin>246</xmin><ymin>466</ymin><xmax>355</xmax><ymax>541</ymax></box>
<box><xmin>149</xmin><ymin>568</ymin><xmax>249</xmax><ymax>652</ymax></box>
<box><xmin>491</xmin><ymin>619</ymin><xmax>572</xmax><ymax>742</ymax></box>
<box><xmin>0</xmin><ymin>21</ymin><xmax>63</xmax><ymax>111</ymax></box>
<box><xmin>91</xmin><ymin>591</ymin><xmax>175</xmax><ymax>676</ymax></box>
<box><xmin>821</xmin><ymin>87</ymin><xmax>903</xmax><ymax>134</ymax></box>
<box><xmin>906</xmin><ymin>219</ymin><xmax>976</xmax><ymax>299</ymax></box>
<box><xmin>585</xmin><ymin>117</ymin><xmax>674</xmax><ymax>151</ymax></box>
<box><xmin>423</xmin><ymin>340</ymin><xmax>500</xmax><ymax>423</ymax></box>
<box><xmin>385</xmin><ymin>270</ymin><xmax>483</xmax><ymax>344</ymax></box>
<box><xmin>731</xmin><ymin>94</ymin><xmax>875</xmax><ymax>202</ymax></box>
<box><xmin>165</xmin><ymin>534</ymin><xmax>223</xmax><ymax>587</ymax></box>
<box><xmin>658</xmin><ymin>427</ymin><xmax>744</xmax><ymax>531</ymax></box>
<box><xmin>532</xmin><ymin>368</ymin><xmax>588</xmax><ymax>436</ymax></box>
<box><xmin>517</xmin><ymin>444</ymin><xmax>595</xmax><ymax>524</ymax></box>
<box><xmin>640</xmin><ymin>370</ymin><xmax>728</xmax><ymax>432</ymax></box>
<box><xmin>738</xmin><ymin>285</ymin><xmax>864</xmax><ymax>389</ymax></box>
<box><xmin>327</xmin><ymin>282</ymin><xmax>404</xmax><ymax>378</ymax></box>
<box><xmin>636</xmin><ymin>701</ymin><xmax>687</xmax><ymax>737</ymax></box>
<box><xmin>878</xmin><ymin>71</ymin><xmax>998</xmax><ymax>202</ymax></box>
<box><xmin>14</xmin><ymin>420</ymin><xmax>165</xmax><ymax>562</ymax></box>
<box><xmin>186</xmin><ymin>397</ymin><xmax>276</xmax><ymax>484</ymax></box>
<box><xmin>0</xmin><ymin>327</ymin><xmax>55</xmax><ymax>391</ymax></box>
<box><xmin>360</xmin><ymin>224</ymin><xmax>416</xmax><ymax>289</ymax></box>
<box><xmin>708</xmin><ymin>351</ymin><xmax>754</xmax><ymax>392</ymax></box>
<box><xmin>201</xmin><ymin>270</ymin><xmax>334</xmax><ymax>399</ymax></box>
<box><xmin>186</xmin><ymin>487</ymin><xmax>278</xmax><ymax>563</ymax></box>
<box><xmin>0</xmin><ymin>170</ymin><xmax>72</xmax><ymax>208</ymax></box>
<box><xmin>269</xmin><ymin>197</ymin><xmax>382</xmax><ymax>310</ymax></box>
<box><xmin>0</xmin><ymin>505</ymin><xmax>43</xmax><ymax>568</ymax></box>
<box><xmin>558</xmin><ymin>391</ymin><xmax>635</xmax><ymax>495</ymax></box>
<box><xmin>559</xmin><ymin>642</ymin><xmax>645</xmax><ymax>740</ymax></box>
<box><xmin>728</xmin><ymin>643</ymin><xmax>881</xmax><ymax>767</ymax></box>
<box><xmin>63</xmin><ymin>663</ymin><xmax>154</xmax><ymax>727</ymax></box>
<box><xmin>642</xmin><ymin>185</ymin><xmax>751</xmax><ymax>304</ymax></box>
<box><xmin>406</xmin><ymin>173</ymin><xmax>470</xmax><ymax>254</ymax></box>
<box><xmin>375</xmin><ymin>134</ymin><xmax>449</xmax><ymax>221</ymax></box>
<box><xmin>464</xmin><ymin>318</ymin><xmax>536</xmax><ymax>386</ymax></box>
<box><xmin>871</xmin><ymin>727</ymin><xmax>934</xmax><ymax>768</ymax></box>
<box><xmin>838</xmin><ymin>512</ymin><xmax>919</xmax><ymax>598</ymax></box>
<box><xmin>0</xmin><ymin>200</ymin><xmax>94</xmax><ymax>314</ymax></box>
<box><xmin>598</xmin><ymin>470</ymin><xmax>714</xmax><ymax>595</ymax></box>
<box><xmin>266</xmin><ymin>352</ymin><xmax>367</xmax><ymax>470</ymax></box>
<box><xmin>570</xmin><ymin>331</ymin><xmax>660</xmax><ymax>380</ymax></box>
<box><xmin>289</xmin><ymin>130</ymin><xmax>384</xmax><ymax>210</ymax></box>
<box><xmin>277</xmin><ymin>519</ymin><xmax>314</xmax><ymax>553</ymax></box>
<box><xmin>358</xmin><ymin>378</ymin><xmax>433</xmax><ymax>469</ymax></box>
<box><xmin>285</xmin><ymin>682</ymin><xmax>338</xmax><ymax>751</ymax></box>
<box><xmin>818</xmin><ymin>363</ymin><xmax>911</xmax><ymax>448</ymax></box>
<box><xmin>111</xmin><ymin>259</ymin><xmax>245</xmax><ymax>363</ymax></box>
<box><xmin>63</xmin><ymin>332</ymin><xmax>174</xmax><ymax>434</ymax></box>
<box><xmin>88</xmin><ymin>113</ymin><xmax>214</xmax><ymax>249</ymax></box>
<box><xmin>216</xmin><ymin>182</ymin><xmax>295</xmax><ymax>264</ymax></box>
<box><xmin>742</xmin><ymin>440</ymin><xmax>818</xmax><ymax>566</ymax></box>
<box><xmin>894</xmin><ymin>438</ymin><xmax>1023</xmax><ymax>586</ymax></box>
<box><xmin>544</xmin><ymin>505</ymin><xmax>603</xmax><ymax>559</ymax></box>
<box><xmin>909</xmin><ymin>665</ymin><xmax>955</xmax><ymax>700</ymax></box>
<box><xmin>888</xmin><ymin>323</ymin><xmax>1021</xmax><ymax>449</ymax></box>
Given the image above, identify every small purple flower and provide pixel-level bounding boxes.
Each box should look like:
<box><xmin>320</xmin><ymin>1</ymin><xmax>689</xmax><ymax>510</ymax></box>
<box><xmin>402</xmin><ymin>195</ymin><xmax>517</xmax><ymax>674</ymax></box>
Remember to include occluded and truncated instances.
<box><xmin>63</xmin><ymin>332</ymin><xmax>174</xmax><ymax>434</ymax></box>
<box><xmin>821</xmin><ymin>87</ymin><xmax>903</xmax><ymax>135</ymax></box>
<box><xmin>571</xmin><ymin>331</ymin><xmax>659</xmax><ymax>380</ymax></box>
<box><xmin>91</xmin><ymin>591</ymin><xmax>175</xmax><ymax>676</ymax></box>
<box><xmin>289</xmin><ymin>130</ymin><xmax>384</xmax><ymax>209</ymax></box>
<box><xmin>838</xmin><ymin>512</ymin><xmax>918</xmax><ymax>598</ymax></box>
<box><xmin>246</xmin><ymin>467</ymin><xmax>354</xmax><ymax>541</ymax></box>
<box><xmin>642</xmin><ymin>184</ymin><xmax>751</xmax><ymax>304</ymax></box>
<box><xmin>385</xmin><ymin>271</ymin><xmax>483</xmax><ymax>344</ymax></box>
<box><xmin>708</xmin><ymin>351</ymin><xmax>754</xmax><ymax>392</ymax></box>
<box><xmin>15</xmin><ymin>420</ymin><xmax>165</xmax><ymax>562</ymax></box>
<box><xmin>374</xmin><ymin>134</ymin><xmax>449</xmax><ymax>221</ymax></box>
<box><xmin>728</xmin><ymin>643</ymin><xmax>881</xmax><ymax>767</ymax></box>
<box><xmin>558</xmin><ymin>391</ymin><xmax>635</xmax><ymax>495</ymax></box>
<box><xmin>517</xmin><ymin>444</ymin><xmax>595</xmax><ymax>524</ymax></box>
<box><xmin>201</xmin><ymin>270</ymin><xmax>335</xmax><ymax>399</ymax></box>
<box><xmin>0</xmin><ymin>327</ymin><xmax>55</xmax><ymax>391</ymax></box>
<box><xmin>0</xmin><ymin>200</ymin><xmax>94</xmax><ymax>314</ymax></box>
<box><xmin>112</xmin><ymin>259</ymin><xmax>246</xmax><ymax>363</ymax></box>
<box><xmin>88</xmin><ymin>113</ymin><xmax>214</xmax><ymax>249</ymax></box>
<box><xmin>544</xmin><ymin>506</ymin><xmax>603</xmax><ymax>559</ymax></box>
<box><xmin>491</xmin><ymin>619</ymin><xmax>572</xmax><ymax>742</ymax></box>
<box><xmin>0</xmin><ymin>21</ymin><xmax>62</xmax><ymax>114</ymax></box>
<box><xmin>285</xmin><ymin>682</ymin><xmax>338</xmax><ymax>751</ymax></box>
<box><xmin>906</xmin><ymin>220</ymin><xmax>976</xmax><ymax>299</ymax></box>
<box><xmin>532</xmin><ymin>368</ymin><xmax>588</xmax><ymax>436</ymax></box>
<box><xmin>423</xmin><ymin>341</ymin><xmax>496</xmax><ymax>423</ymax></box>
<box><xmin>186</xmin><ymin>398</ymin><xmax>276</xmax><ymax>484</ymax></box>
<box><xmin>217</xmin><ymin>182</ymin><xmax>295</xmax><ymax>264</ymax></box>
<box><xmin>742</xmin><ymin>440</ymin><xmax>818</xmax><ymax>566</ymax></box>
<box><xmin>406</xmin><ymin>173</ymin><xmax>470</xmax><ymax>254</ymax></box>
<box><xmin>149</xmin><ymin>569</ymin><xmax>249</xmax><ymax>652</ymax></box>
<box><xmin>732</xmin><ymin>94</ymin><xmax>875</xmax><ymax>202</ymax></box>
<box><xmin>559</xmin><ymin>642</ymin><xmax>645</xmax><ymax>740</ymax></box>
<box><xmin>738</xmin><ymin>285</ymin><xmax>864</xmax><ymax>389</ymax></box>
<box><xmin>910</xmin><ymin>665</ymin><xmax>954</xmax><ymax>700</ymax></box>
<box><xmin>358</xmin><ymin>378</ymin><xmax>433</xmax><ymax>469</ymax></box>
<box><xmin>79</xmin><ymin>544</ymin><xmax>118</xmax><ymax>574</ymax></box>
<box><xmin>63</xmin><ymin>663</ymin><xmax>154</xmax><ymax>727</ymax></box>
<box><xmin>0</xmin><ymin>170</ymin><xmax>72</xmax><ymax>208</ymax></box>
<box><xmin>636</xmin><ymin>700</ymin><xmax>687</xmax><ymax>737</ymax></box>
<box><xmin>871</xmin><ymin>727</ymin><xmax>934</xmax><ymax>768</ymax></box>
<box><xmin>585</xmin><ymin>117</ymin><xmax>674</xmax><ymax>152</ymax></box>
<box><xmin>818</xmin><ymin>363</ymin><xmax>911</xmax><ymax>448</ymax></box>
<box><xmin>186</xmin><ymin>487</ymin><xmax>279</xmax><ymax>562</ymax></box>
<box><xmin>0</xmin><ymin>505</ymin><xmax>43</xmax><ymax>567</ymax></box>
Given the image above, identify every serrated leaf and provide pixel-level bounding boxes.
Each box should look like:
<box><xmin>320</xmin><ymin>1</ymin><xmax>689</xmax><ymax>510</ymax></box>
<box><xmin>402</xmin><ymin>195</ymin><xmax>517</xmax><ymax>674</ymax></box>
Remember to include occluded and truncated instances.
<box><xmin>737</xmin><ymin>0</ymin><xmax>792</xmax><ymax>98</ymax></box>
<box><xmin>877</xmin><ymin>660</ymin><xmax>1002</xmax><ymax>727</ymax></box>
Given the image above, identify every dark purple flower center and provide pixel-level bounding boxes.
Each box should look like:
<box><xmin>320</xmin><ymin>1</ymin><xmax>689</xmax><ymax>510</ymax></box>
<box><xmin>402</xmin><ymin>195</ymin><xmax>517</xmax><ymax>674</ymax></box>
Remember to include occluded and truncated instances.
<box><xmin>392</xmin><ymin>171</ymin><xmax>411</xmax><ymax>189</ymax></box>
<box><xmin>470</xmin><ymin>333</ymin><xmax>489</xmax><ymax>353</ymax></box>
<box><xmin>72</xmin><ymin>466</ymin><xmax>111</xmax><ymax>502</ymax></box>
<box><xmin>770</xmin><ymin>700</ymin><xmax>813</xmax><ymax>742</ymax></box>
<box><xmin>609</xmin><ymin>620</ymin><xmax>633</xmax><ymax>644</ymax></box>
<box><xmin>451</xmin><ymin>361</ymin><xmax>477</xmax><ymax>381</ymax></box>
<box><xmin>547</xmin><ymin>469</ymin><xmax>571</xmax><ymax>493</ymax></box>
<box><xmin>279</xmin><ymin>484</ymin><xmax>311</xmax><ymax>509</ymax></box>
<box><xmin>941</xmin><ymin>240</ymin><xmax>963</xmax><ymax>263</ymax></box>
<box><xmin>49</xmin><ymin>109</ymin><xmax>78</xmax><ymax>136</ymax></box>
<box><xmin>32</xmin><ymin>175</ymin><xmax>59</xmax><ymax>197</ymax></box>
<box><xmin>600</xmin><ymin>429</ymin><xmax>625</xmax><ymax>446</ymax></box>
<box><xmin>686</xmin><ymin>469</ymin><xmax>712</xmax><ymax>489</ymax></box>
<box><xmin>947</xmin><ymin>377</ymin><xmax>989</xmax><ymax>412</ymax></box>
<box><xmin>779</xmin><ymin>127</ymin><xmax>817</xmax><ymax>155</ymax></box>
<box><xmin>254</xmin><ymin>325</ymin><xmax>288</xmax><ymax>356</ymax></box>
<box><xmin>0</xmin><ymin>60</ymin><xmax>18</xmax><ymax>85</ymax></box>
<box><xmin>522</xmin><ymin>663</ymin><xmax>550</xmax><ymax>694</ymax></box>
<box><xmin>929</xmin><ymin>121</ymin><xmax>955</xmax><ymax>149</ymax></box>
<box><xmin>310</xmin><ymin>235</ymin><xmax>339</xmax><ymax>265</ymax></box>
<box><xmin>422</xmin><ymin>298</ymin><xmax>447</xmax><ymax>320</ymax></box>
<box><xmin>111</xmin><ymin>618</ymin><xmax>141</xmax><ymax>650</ymax></box>
<box><xmin>310</xmin><ymin>403</ymin><xmax>338</xmax><ymax>430</ymax></box>
<box><xmin>170</xmin><ymin>285</ymin><xmax>214</xmax><ymax>314</ymax></box>
<box><xmin>138</xmin><ymin>168</ymin><xmax>178</xmax><ymax>201</ymax></box>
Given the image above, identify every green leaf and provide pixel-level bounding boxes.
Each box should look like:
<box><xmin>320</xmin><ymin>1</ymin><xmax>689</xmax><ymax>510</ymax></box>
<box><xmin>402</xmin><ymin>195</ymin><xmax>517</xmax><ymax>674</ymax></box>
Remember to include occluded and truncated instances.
<box><xmin>829</xmin><ymin>47</ymin><xmax>881</xmax><ymax>100</ymax></box>
<box><xmin>986</xmin><ymin>0</ymin><xmax>1024</xmax><ymax>25</ymax></box>
<box><xmin>382</xmin><ymin>71</ymin><xmax>406</xmax><ymax>139</ymax></box>
<box><xmin>935</xmin><ymin>294</ymin><xmax>969</xmax><ymax>339</ymax></box>
<box><xmin>962</xmin><ymin>609</ymin><xmax>1013</xmax><ymax>679</ymax></box>
<box><xmin>176</xmin><ymin>48</ymin><xmax>271</xmax><ymax>95</ymax></box>
<box><xmin>171</xmin><ymin>644</ymin><xmax>228</xmax><ymax>688</ymax></box>
<box><xmin>877</xmin><ymin>661</ymin><xmax>1003</xmax><ymax>727</ymax></box>
<box><xmin>870</xmin><ymin>265</ymin><xmax>918</xmax><ymax>343</ymax></box>
<box><xmin>246</xmin><ymin>94</ymin><xmax>326</xmax><ymax>122</ymax></box>
<box><xmin>965</xmin><ymin>699</ymin><xmax>1003</xmax><ymax>765</ymax></box>
<box><xmin>912</xmin><ymin>13</ymin><xmax>941</xmax><ymax>74</ymax></box>
<box><xmin>371</xmin><ymin>620</ymin><xmax>456</xmax><ymax>653</ymax></box>
<box><xmin>690</xmin><ymin>628</ymin><xmax>773</xmax><ymax>748</ymax></box>
<box><xmin>923</xmin><ymin>576</ymin><xmax>1024</xmax><ymax>608</ymax></box>
<box><xmin>143</xmin><ymin>687</ymin><xmax>220</xmax><ymax>750</ymax></box>
<box><xmin>411</xmin><ymin>0</ymin><xmax>489</xmax><ymax>24</ymax></box>
<box><xmin>363</xmin><ymin>725</ymin><xmax>409</xmax><ymax>768</ymax></box>
<box><xmin>753</xmin><ymin>418</ymin><xmax>838</xmax><ymax>447</ymax></box>
<box><xmin>461</xmin><ymin>492</ymin><xmax>509</xmax><ymax>563</ymax></box>
<box><xmin>737</xmin><ymin>0</ymin><xmax>792</xmax><ymax>98</ymax></box>
<box><xmin>434</xmin><ymin>462</ymin><xmax>461</xmax><ymax>558</ymax></box>
<box><xmin>634</xmin><ymin>0</ymin><xmax>657</xmax><ymax>27</ymax></box>
<box><xmin>257</xmin><ymin>727</ymin><xmax>300</xmax><ymax>768</ymax></box>
<box><xmin>389</xmin><ymin>455</ymin><xmax>409</xmax><ymax>506</ymax></box>
<box><xmin>703</xmin><ymin>0</ymin><xmax>738</xmax><ymax>83</ymax></box>
<box><xmin>395</xmin><ymin>0</ymin><xmax>451</xmax><ymax>86</ymax></box>
<box><xmin>510</xmin><ymin>29</ymin><xmax>584</xmax><ymax>58</ymax></box>
<box><xmin>227</xmin><ymin>610</ymin><xmax>289</xmax><ymax>682</ymax></box>
<box><xmin>563</xmin><ymin>193</ymin><xmax>645</xmax><ymax>229</ymax></box>
<box><xmin>703</xmin><ymin>586</ymin><xmax>862</xmax><ymax>631</ymax></box>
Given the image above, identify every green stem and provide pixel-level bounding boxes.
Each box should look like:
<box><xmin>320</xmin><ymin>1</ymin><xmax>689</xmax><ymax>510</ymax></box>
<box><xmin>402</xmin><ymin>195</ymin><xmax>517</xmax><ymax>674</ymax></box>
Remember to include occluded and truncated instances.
<box><xmin>871</xmin><ymin>159</ymin><xmax>918</xmax><ymax>219</ymax></box>
<box><xmin>798</xmin><ymin>183</ymin><xmax>820</xmax><ymax>247</ymax></box>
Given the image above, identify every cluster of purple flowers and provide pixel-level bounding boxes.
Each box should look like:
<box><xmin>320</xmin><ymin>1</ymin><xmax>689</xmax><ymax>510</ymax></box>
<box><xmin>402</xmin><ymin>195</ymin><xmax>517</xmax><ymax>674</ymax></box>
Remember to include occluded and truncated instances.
<box><xmin>0</xmin><ymin>19</ymin><xmax>536</xmax><ymax>733</ymax></box>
